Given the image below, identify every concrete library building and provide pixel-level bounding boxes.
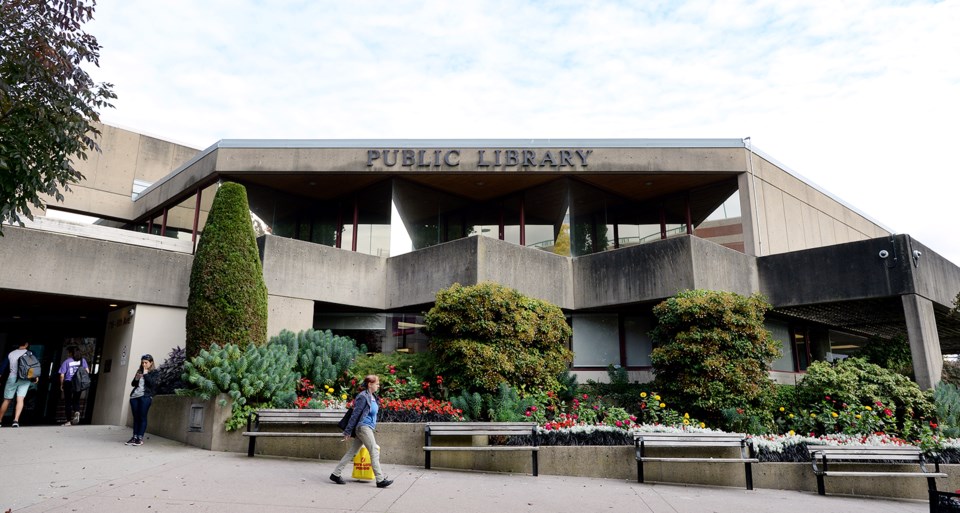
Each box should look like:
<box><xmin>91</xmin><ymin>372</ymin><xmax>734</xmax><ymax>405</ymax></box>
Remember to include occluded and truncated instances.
<box><xmin>1</xmin><ymin>124</ymin><xmax>959</xmax><ymax>427</ymax></box>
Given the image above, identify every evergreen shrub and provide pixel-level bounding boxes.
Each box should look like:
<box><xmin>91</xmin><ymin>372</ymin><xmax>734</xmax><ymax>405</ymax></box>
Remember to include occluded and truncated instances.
<box><xmin>179</xmin><ymin>342</ymin><xmax>297</xmax><ymax>430</ymax></box>
<box><xmin>270</xmin><ymin>329</ymin><xmax>365</xmax><ymax>389</ymax></box>
<box><xmin>424</xmin><ymin>282</ymin><xmax>572</xmax><ymax>394</ymax></box>
<box><xmin>185</xmin><ymin>182</ymin><xmax>268</xmax><ymax>358</ymax></box>
<box><xmin>650</xmin><ymin>289</ymin><xmax>781</xmax><ymax>433</ymax></box>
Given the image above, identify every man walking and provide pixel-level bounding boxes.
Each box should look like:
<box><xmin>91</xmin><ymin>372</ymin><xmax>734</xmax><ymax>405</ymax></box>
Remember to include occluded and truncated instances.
<box><xmin>0</xmin><ymin>341</ymin><xmax>38</xmax><ymax>427</ymax></box>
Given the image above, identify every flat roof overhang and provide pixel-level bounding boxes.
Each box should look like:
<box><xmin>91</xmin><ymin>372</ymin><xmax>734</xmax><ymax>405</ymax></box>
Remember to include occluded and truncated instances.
<box><xmin>131</xmin><ymin>139</ymin><xmax>751</xmax><ymax>223</ymax></box>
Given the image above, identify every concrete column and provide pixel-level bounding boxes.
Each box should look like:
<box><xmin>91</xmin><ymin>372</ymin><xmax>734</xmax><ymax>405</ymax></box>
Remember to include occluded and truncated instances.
<box><xmin>902</xmin><ymin>294</ymin><xmax>943</xmax><ymax>389</ymax></box>
<box><xmin>267</xmin><ymin>295</ymin><xmax>314</xmax><ymax>338</ymax></box>
<box><xmin>737</xmin><ymin>166</ymin><xmax>760</xmax><ymax>257</ymax></box>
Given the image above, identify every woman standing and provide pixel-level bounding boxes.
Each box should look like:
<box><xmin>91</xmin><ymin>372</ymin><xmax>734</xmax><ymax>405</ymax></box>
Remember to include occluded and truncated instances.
<box><xmin>330</xmin><ymin>375</ymin><xmax>392</xmax><ymax>488</ymax></box>
<box><xmin>126</xmin><ymin>354</ymin><xmax>158</xmax><ymax>446</ymax></box>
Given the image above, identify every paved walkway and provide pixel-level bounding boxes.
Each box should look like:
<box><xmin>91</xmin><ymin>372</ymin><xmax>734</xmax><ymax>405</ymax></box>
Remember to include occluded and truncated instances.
<box><xmin>0</xmin><ymin>425</ymin><xmax>929</xmax><ymax>512</ymax></box>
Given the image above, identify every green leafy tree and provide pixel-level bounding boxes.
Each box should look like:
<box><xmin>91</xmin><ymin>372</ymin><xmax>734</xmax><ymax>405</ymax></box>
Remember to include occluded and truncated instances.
<box><xmin>650</xmin><ymin>289</ymin><xmax>781</xmax><ymax>432</ymax></box>
<box><xmin>424</xmin><ymin>282</ymin><xmax>573</xmax><ymax>394</ymax></box>
<box><xmin>186</xmin><ymin>182</ymin><xmax>268</xmax><ymax>358</ymax></box>
<box><xmin>0</xmin><ymin>0</ymin><xmax>116</xmax><ymax>233</ymax></box>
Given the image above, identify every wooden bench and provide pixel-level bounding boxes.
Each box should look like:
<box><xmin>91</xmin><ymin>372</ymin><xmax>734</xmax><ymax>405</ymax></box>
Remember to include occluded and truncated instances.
<box><xmin>424</xmin><ymin>422</ymin><xmax>540</xmax><ymax>476</ymax></box>
<box><xmin>809</xmin><ymin>445</ymin><xmax>947</xmax><ymax>496</ymax></box>
<box><xmin>242</xmin><ymin>409</ymin><xmax>346</xmax><ymax>457</ymax></box>
<box><xmin>634</xmin><ymin>432</ymin><xmax>758</xmax><ymax>490</ymax></box>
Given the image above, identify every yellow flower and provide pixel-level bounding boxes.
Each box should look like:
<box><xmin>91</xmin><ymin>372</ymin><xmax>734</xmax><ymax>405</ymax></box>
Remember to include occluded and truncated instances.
<box><xmin>659</xmin><ymin>403</ymin><xmax>666</xmax><ymax>408</ymax></box>
<box><xmin>683</xmin><ymin>413</ymin><xmax>689</xmax><ymax>419</ymax></box>
<box><xmin>683</xmin><ymin>419</ymin><xmax>690</xmax><ymax>425</ymax></box>
<box><xmin>341</xmin><ymin>393</ymin><xmax>347</xmax><ymax>400</ymax></box>
<box><xmin>810</xmin><ymin>413</ymin><xmax>817</xmax><ymax>418</ymax></box>
<box><xmin>778</xmin><ymin>407</ymin><xmax>785</xmax><ymax>412</ymax></box>
<box><xmin>855</xmin><ymin>414</ymin><xmax>861</xmax><ymax>419</ymax></box>
<box><xmin>699</xmin><ymin>422</ymin><xmax>706</xmax><ymax>428</ymax></box>
<box><xmin>654</xmin><ymin>395</ymin><xmax>661</xmax><ymax>401</ymax></box>
<box><xmin>831</xmin><ymin>412</ymin><xmax>838</xmax><ymax>418</ymax></box>
<box><xmin>865</xmin><ymin>406</ymin><xmax>872</xmax><ymax>411</ymax></box>
<box><xmin>788</xmin><ymin>430</ymin><xmax>795</xmax><ymax>436</ymax></box>
<box><xmin>640</xmin><ymin>392</ymin><xmax>647</xmax><ymax>398</ymax></box>
<box><xmin>788</xmin><ymin>414</ymin><xmax>794</xmax><ymax>419</ymax></box>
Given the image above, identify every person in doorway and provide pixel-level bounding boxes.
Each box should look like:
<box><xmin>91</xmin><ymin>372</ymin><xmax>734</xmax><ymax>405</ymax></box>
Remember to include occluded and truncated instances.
<box><xmin>0</xmin><ymin>341</ymin><xmax>38</xmax><ymax>427</ymax></box>
<box><xmin>126</xmin><ymin>354</ymin><xmax>158</xmax><ymax>446</ymax></box>
<box><xmin>58</xmin><ymin>346</ymin><xmax>90</xmax><ymax>426</ymax></box>
<box><xmin>330</xmin><ymin>375</ymin><xmax>392</xmax><ymax>488</ymax></box>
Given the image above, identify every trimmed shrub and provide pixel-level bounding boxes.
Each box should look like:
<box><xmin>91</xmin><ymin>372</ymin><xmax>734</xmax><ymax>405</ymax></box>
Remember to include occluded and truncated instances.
<box><xmin>186</xmin><ymin>182</ymin><xmax>268</xmax><ymax>358</ymax></box>
<box><xmin>424</xmin><ymin>282</ymin><xmax>573</xmax><ymax>394</ymax></box>
<box><xmin>650</xmin><ymin>289</ymin><xmax>781</xmax><ymax>433</ymax></box>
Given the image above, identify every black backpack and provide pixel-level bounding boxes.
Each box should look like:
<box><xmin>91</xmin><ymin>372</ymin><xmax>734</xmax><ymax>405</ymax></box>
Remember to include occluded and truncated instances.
<box><xmin>72</xmin><ymin>365</ymin><xmax>91</xmax><ymax>392</ymax></box>
<box><xmin>17</xmin><ymin>351</ymin><xmax>41</xmax><ymax>380</ymax></box>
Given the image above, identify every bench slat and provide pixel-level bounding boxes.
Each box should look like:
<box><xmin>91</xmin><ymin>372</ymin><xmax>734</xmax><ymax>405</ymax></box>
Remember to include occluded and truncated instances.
<box><xmin>242</xmin><ymin>432</ymin><xmax>342</xmax><ymax>438</ymax></box>
<box><xmin>640</xmin><ymin>457</ymin><xmax>759</xmax><ymax>463</ymax></box>
<box><xmin>820</xmin><ymin>471</ymin><xmax>947</xmax><ymax>477</ymax></box>
<box><xmin>423</xmin><ymin>446</ymin><xmax>540</xmax><ymax>452</ymax></box>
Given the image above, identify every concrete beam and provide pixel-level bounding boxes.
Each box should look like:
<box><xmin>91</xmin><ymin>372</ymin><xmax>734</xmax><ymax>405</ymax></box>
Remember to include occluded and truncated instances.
<box><xmin>902</xmin><ymin>293</ymin><xmax>943</xmax><ymax>389</ymax></box>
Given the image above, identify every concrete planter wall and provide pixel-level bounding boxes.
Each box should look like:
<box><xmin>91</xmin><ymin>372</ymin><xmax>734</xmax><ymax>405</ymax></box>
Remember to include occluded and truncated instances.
<box><xmin>147</xmin><ymin>396</ymin><xmax>960</xmax><ymax>500</ymax></box>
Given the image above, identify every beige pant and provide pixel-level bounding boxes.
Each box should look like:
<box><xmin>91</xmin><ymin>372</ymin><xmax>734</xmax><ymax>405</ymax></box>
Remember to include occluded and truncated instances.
<box><xmin>332</xmin><ymin>425</ymin><xmax>386</xmax><ymax>482</ymax></box>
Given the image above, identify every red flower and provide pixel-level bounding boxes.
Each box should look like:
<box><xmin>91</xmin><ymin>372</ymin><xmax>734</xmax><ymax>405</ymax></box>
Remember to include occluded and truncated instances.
<box><xmin>883</xmin><ymin>408</ymin><xmax>893</xmax><ymax>417</ymax></box>
<box><xmin>436</xmin><ymin>375</ymin><xmax>444</xmax><ymax>384</ymax></box>
<box><xmin>582</xmin><ymin>394</ymin><xmax>588</xmax><ymax>399</ymax></box>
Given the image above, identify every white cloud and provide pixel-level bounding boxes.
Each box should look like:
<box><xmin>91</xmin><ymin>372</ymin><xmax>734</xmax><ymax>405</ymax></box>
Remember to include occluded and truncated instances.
<box><xmin>86</xmin><ymin>0</ymin><xmax>960</xmax><ymax>264</ymax></box>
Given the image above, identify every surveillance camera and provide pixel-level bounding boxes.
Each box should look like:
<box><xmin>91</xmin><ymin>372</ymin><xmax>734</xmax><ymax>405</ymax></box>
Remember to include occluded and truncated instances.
<box><xmin>128</xmin><ymin>308</ymin><xmax>135</xmax><ymax>316</ymax></box>
<box><xmin>878</xmin><ymin>250</ymin><xmax>889</xmax><ymax>259</ymax></box>
<box><xmin>913</xmin><ymin>250</ymin><xmax>922</xmax><ymax>259</ymax></box>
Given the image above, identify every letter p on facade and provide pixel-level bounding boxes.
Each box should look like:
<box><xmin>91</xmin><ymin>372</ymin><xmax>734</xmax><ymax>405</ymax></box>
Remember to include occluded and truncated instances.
<box><xmin>366</xmin><ymin>150</ymin><xmax>381</xmax><ymax>166</ymax></box>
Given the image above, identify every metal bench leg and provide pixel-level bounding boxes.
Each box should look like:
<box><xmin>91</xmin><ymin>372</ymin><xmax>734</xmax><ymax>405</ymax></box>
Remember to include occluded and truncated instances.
<box><xmin>424</xmin><ymin>431</ymin><xmax>431</xmax><ymax>469</ymax></box>
<box><xmin>637</xmin><ymin>460</ymin><xmax>644</xmax><ymax>483</ymax></box>
<box><xmin>928</xmin><ymin>476</ymin><xmax>938</xmax><ymax>492</ymax></box>
<box><xmin>532</xmin><ymin>451</ymin><xmax>538</xmax><ymax>476</ymax></box>
<box><xmin>744</xmin><ymin>462</ymin><xmax>753</xmax><ymax>490</ymax></box>
<box><xmin>247</xmin><ymin>436</ymin><xmax>256</xmax><ymax>457</ymax></box>
<box><xmin>816</xmin><ymin>474</ymin><xmax>825</xmax><ymax>496</ymax></box>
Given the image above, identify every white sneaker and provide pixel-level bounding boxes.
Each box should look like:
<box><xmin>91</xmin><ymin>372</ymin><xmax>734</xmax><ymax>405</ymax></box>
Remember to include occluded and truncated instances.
<box><xmin>62</xmin><ymin>421</ymin><xmax>72</xmax><ymax>426</ymax></box>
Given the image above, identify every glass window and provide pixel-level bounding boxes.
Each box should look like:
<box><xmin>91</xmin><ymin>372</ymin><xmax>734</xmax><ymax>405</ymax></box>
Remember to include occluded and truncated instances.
<box><xmin>623</xmin><ymin>315</ymin><xmax>653</xmax><ymax>366</ymax></box>
<box><xmin>572</xmin><ymin>314</ymin><xmax>620</xmax><ymax>367</ymax></box>
<box><xmin>767</xmin><ymin>319</ymin><xmax>795</xmax><ymax>372</ymax></box>
<box><xmin>793</xmin><ymin>328</ymin><xmax>810</xmax><ymax>371</ymax></box>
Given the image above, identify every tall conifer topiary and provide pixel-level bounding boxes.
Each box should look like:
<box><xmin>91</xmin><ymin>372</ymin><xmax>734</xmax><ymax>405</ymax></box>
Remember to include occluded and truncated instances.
<box><xmin>186</xmin><ymin>182</ymin><xmax>268</xmax><ymax>358</ymax></box>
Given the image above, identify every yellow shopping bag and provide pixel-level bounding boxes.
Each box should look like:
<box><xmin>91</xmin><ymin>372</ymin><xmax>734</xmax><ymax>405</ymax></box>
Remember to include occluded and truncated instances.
<box><xmin>352</xmin><ymin>446</ymin><xmax>375</xmax><ymax>481</ymax></box>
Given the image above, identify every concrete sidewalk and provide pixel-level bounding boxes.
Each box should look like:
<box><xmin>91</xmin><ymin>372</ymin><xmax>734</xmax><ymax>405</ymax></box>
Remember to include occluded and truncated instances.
<box><xmin>0</xmin><ymin>425</ymin><xmax>929</xmax><ymax>513</ymax></box>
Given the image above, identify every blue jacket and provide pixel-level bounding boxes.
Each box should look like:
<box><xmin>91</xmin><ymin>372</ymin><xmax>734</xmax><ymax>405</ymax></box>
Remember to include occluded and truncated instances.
<box><xmin>343</xmin><ymin>390</ymin><xmax>378</xmax><ymax>436</ymax></box>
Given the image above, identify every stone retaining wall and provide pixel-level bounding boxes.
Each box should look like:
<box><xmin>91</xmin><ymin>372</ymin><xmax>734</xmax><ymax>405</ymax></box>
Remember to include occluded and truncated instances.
<box><xmin>149</xmin><ymin>395</ymin><xmax>959</xmax><ymax>500</ymax></box>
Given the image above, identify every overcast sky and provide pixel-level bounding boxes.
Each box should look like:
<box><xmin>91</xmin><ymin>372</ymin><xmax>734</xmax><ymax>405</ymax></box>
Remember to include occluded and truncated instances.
<box><xmin>85</xmin><ymin>0</ymin><xmax>960</xmax><ymax>264</ymax></box>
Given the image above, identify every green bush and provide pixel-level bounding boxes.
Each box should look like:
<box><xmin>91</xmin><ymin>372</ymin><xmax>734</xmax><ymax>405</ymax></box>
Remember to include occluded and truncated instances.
<box><xmin>934</xmin><ymin>382</ymin><xmax>960</xmax><ymax>438</ymax></box>
<box><xmin>424</xmin><ymin>282</ymin><xmax>572</xmax><ymax>394</ymax></box>
<box><xmin>186</xmin><ymin>182</ymin><xmax>268</xmax><ymax>358</ymax></box>
<box><xmin>178</xmin><ymin>342</ymin><xmax>298</xmax><ymax>430</ymax></box>
<box><xmin>856</xmin><ymin>335</ymin><xmax>913</xmax><ymax>378</ymax></box>
<box><xmin>793</xmin><ymin>357</ymin><xmax>934</xmax><ymax>437</ymax></box>
<box><xmin>270</xmin><ymin>329</ymin><xmax>365</xmax><ymax>390</ymax></box>
<box><xmin>942</xmin><ymin>360</ymin><xmax>960</xmax><ymax>387</ymax></box>
<box><xmin>350</xmin><ymin>351</ymin><xmax>441</xmax><ymax>399</ymax></box>
<box><xmin>650</xmin><ymin>289</ymin><xmax>780</xmax><ymax>433</ymax></box>
<box><xmin>450</xmin><ymin>390</ymin><xmax>484</xmax><ymax>421</ymax></box>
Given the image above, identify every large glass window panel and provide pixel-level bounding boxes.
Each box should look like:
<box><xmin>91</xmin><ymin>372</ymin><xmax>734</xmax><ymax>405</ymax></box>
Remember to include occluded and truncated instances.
<box><xmin>523</xmin><ymin>180</ymin><xmax>569</xmax><ymax>254</ymax></box>
<box><xmin>392</xmin><ymin>179</ymin><xmax>469</xmax><ymax>251</ymax></box>
<box><xmin>572</xmin><ymin>314</ymin><xmax>620</xmax><ymax>367</ymax></box>
<box><xmin>623</xmin><ymin>315</ymin><xmax>653</xmax><ymax>366</ymax></box>
<box><xmin>315</xmin><ymin>313</ymin><xmax>386</xmax><ymax>353</ymax></box>
<box><xmin>568</xmin><ymin>181</ymin><xmax>612</xmax><ymax>256</ymax></box>
<box><xmin>768</xmin><ymin>319</ymin><xmax>795</xmax><ymax>372</ymax></box>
